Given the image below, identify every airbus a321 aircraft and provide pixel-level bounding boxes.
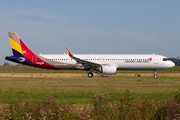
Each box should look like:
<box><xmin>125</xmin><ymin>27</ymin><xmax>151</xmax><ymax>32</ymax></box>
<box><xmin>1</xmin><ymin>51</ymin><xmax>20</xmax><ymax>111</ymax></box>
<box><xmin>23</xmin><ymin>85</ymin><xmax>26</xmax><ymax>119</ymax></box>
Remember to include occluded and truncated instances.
<box><xmin>5</xmin><ymin>32</ymin><xmax>175</xmax><ymax>78</ymax></box>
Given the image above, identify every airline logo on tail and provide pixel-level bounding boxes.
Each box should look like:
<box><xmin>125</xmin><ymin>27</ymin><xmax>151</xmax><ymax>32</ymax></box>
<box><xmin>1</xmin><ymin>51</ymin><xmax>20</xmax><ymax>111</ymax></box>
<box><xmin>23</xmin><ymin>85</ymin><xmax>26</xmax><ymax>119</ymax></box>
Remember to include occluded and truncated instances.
<box><xmin>8</xmin><ymin>32</ymin><xmax>35</xmax><ymax>62</ymax></box>
<box><xmin>6</xmin><ymin>32</ymin><xmax>58</xmax><ymax>69</ymax></box>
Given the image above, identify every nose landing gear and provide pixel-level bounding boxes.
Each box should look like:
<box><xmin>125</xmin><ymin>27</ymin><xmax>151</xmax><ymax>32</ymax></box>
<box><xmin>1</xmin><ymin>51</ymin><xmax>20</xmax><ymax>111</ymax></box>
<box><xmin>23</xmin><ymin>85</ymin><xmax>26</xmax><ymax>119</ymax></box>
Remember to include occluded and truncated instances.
<box><xmin>154</xmin><ymin>70</ymin><xmax>157</xmax><ymax>78</ymax></box>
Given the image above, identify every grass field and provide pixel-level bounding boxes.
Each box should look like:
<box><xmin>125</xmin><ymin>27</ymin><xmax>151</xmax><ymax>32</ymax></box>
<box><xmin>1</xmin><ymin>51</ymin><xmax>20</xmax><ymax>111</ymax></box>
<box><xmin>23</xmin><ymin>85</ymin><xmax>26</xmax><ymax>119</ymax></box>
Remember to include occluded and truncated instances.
<box><xmin>0</xmin><ymin>65</ymin><xmax>180</xmax><ymax>103</ymax></box>
<box><xmin>0</xmin><ymin>76</ymin><xmax>180</xmax><ymax>103</ymax></box>
<box><xmin>0</xmin><ymin>66</ymin><xmax>180</xmax><ymax>119</ymax></box>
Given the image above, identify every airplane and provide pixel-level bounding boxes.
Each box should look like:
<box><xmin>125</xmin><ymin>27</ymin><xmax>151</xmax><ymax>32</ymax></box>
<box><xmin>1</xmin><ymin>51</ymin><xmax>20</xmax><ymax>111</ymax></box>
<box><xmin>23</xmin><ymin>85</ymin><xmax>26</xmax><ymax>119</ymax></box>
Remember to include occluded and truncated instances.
<box><xmin>5</xmin><ymin>32</ymin><xmax>175</xmax><ymax>78</ymax></box>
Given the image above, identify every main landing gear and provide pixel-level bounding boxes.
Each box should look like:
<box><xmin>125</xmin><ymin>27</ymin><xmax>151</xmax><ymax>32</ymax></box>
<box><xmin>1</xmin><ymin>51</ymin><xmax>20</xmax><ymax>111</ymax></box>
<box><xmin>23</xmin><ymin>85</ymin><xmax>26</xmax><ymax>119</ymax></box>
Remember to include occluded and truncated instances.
<box><xmin>154</xmin><ymin>70</ymin><xmax>157</xmax><ymax>78</ymax></box>
<box><xmin>88</xmin><ymin>68</ymin><xmax>94</xmax><ymax>78</ymax></box>
<box><xmin>88</xmin><ymin>72</ymin><xmax>93</xmax><ymax>78</ymax></box>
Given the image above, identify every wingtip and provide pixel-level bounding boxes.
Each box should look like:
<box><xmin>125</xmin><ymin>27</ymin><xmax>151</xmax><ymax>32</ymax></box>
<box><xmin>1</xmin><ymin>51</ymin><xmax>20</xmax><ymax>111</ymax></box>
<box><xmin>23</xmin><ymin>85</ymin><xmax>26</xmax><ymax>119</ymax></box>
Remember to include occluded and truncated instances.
<box><xmin>65</xmin><ymin>47</ymin><xmax>73</xmax><ymax>57</ymax></box>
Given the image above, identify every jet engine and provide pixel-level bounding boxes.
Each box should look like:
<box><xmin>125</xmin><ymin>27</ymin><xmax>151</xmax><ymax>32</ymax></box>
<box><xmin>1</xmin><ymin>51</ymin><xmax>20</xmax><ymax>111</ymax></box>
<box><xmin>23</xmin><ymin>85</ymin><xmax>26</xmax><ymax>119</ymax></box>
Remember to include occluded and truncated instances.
<box><xmin>100</xmin><ymin>65</ymin><xmax>117</xmax><ymax>75</ymax></box>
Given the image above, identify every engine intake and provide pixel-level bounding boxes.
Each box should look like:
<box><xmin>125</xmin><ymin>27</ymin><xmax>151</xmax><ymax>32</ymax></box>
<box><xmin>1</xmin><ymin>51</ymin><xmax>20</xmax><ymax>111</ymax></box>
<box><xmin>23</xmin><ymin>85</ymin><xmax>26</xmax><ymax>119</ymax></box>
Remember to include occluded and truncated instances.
<box><xmin>100</xmin><ymin>65</ymin><xmax>117</xmax><ymax>75</ymax></box>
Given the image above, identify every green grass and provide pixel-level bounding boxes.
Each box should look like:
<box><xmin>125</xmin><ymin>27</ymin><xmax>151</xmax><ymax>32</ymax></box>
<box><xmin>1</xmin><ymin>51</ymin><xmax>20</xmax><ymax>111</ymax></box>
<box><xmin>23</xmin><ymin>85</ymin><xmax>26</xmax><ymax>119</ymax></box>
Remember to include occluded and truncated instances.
<box><xmin>0</xmin><ymin>66</ymin><xmax>180</xmax><ymax>119</ymax></box>
<box><xmin>0</xmin><ymin>65</ymin><xmax>179</xmax><ymax>104</ymax></box>
<box><xmin>1</xmin><ymin>90</ymin><xmax>180</xmax><ymax>119</ymax></box>
<box><xmin>0</xmin><ymin>75</ymin><xmax>180</xmax><ymax>103</ymax></box>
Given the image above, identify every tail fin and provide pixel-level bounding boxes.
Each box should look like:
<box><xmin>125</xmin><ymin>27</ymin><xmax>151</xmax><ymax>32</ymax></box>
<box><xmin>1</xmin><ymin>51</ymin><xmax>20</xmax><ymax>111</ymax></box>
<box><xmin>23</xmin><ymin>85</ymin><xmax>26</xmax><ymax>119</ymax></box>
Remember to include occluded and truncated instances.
<box><xmin>6</xmin><ymin>32</ymin><xmax>58</xmax><ymax>69</ymax></box>
<box><xmin>6</xmin><ymin>32</ymin><xmax>36</xmax><ymax>66</ymax></box>
<box><xmin>8</xmin><ymin>32</ymin><xmax>24</xmax><ymax>56</ymax></box>
<box><xmin>8</xmin><ymin>32</ymin><xmax>35</xmax><ymax>61</ymax></box>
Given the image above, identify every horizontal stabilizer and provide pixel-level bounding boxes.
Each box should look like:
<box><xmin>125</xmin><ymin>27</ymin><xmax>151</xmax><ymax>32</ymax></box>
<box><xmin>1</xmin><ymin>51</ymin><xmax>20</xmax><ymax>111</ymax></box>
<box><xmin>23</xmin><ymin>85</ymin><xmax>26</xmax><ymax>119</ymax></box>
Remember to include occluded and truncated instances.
<box><xmin>5</xmin><ymin>56</ymin><xmax>25</xmax><ymax>62</ymax></box>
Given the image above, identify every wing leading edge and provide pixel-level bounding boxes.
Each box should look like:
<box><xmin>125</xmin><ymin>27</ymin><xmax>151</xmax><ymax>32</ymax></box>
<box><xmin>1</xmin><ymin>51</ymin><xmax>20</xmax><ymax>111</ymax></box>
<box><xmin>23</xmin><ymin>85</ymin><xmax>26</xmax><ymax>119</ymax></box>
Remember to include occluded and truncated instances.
<box><xmin>65</xmin><ymin>47</ymin><xmax>101</xmax><ymax>71</ymax></box>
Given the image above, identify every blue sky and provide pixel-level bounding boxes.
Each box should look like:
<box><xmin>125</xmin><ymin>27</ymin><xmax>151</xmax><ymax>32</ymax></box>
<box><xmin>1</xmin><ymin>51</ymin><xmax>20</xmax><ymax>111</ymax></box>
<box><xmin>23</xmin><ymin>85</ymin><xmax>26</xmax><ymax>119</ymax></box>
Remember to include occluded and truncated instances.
<box><xmin>1</xmin><ymin>0</ymin><xmax>180</xmax><ymax>65</ymax></box>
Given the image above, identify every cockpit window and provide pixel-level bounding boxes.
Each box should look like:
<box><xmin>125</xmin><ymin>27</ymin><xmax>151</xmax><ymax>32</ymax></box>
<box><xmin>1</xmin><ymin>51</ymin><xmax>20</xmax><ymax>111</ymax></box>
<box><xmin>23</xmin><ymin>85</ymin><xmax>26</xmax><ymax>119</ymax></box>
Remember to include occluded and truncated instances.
<box><xmin>163</xmin><ymin>58</ymin><xmax>168</xmax><ymax>61</ymax></box>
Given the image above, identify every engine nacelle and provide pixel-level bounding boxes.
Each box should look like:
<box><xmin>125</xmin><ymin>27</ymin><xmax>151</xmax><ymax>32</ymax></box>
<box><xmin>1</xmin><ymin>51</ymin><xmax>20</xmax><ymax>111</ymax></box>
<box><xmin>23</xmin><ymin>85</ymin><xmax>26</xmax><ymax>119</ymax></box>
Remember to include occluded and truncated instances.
<box><xmin>100</xmin><ymin>65</ymin><xmax>117</xmax><ymax>75</ymax></box>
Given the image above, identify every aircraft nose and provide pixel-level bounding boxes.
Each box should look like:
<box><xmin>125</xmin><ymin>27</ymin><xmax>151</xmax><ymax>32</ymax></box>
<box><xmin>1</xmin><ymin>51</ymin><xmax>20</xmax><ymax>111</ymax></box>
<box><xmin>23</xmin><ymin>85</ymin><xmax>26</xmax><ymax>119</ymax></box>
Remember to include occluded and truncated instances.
<box><xmin>169</xmin><ymin>61</ymin><xmax>175</xmax><ymax>68</ymax></box>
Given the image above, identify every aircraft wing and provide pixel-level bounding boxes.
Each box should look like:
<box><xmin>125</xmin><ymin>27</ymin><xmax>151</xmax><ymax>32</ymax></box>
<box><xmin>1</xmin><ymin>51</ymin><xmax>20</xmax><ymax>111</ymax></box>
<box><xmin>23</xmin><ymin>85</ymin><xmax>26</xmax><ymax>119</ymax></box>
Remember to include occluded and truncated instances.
<box><xmin>66</xmin><ymin>47</ymin><xmax>101</xmax><ymax>70</ymax></box>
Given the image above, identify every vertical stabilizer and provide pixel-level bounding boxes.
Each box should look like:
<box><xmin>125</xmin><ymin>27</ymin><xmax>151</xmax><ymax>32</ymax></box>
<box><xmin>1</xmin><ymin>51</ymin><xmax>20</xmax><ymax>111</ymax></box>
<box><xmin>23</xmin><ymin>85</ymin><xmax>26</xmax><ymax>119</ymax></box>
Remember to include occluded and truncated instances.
<box><xmin>7</xmin><ymin>32</ymin><xmax>36</xmax><ymax>66</ymax></box>
<box><xmin>8</xmin><ymin>32</ymin><xmax>36</xmax><ymax>60</ymax></box>
<box><xmin>8</xmin><ymin>32</ymin><xmax>23</xmax><ymax>56</ymax></box>
<box><xmin>6</xmin><ymin>32</ymin><xmax>58</xmax><ymax>69</ymax></box>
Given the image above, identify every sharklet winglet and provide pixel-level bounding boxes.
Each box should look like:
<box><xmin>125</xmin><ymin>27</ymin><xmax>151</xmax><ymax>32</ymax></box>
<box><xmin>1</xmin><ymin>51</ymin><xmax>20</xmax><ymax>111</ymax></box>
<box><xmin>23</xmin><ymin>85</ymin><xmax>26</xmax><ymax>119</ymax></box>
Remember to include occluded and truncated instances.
<box><xmin>66</xmin><ymin>47</ymin><xmax>73</xmax><ymax>57</ymax></box>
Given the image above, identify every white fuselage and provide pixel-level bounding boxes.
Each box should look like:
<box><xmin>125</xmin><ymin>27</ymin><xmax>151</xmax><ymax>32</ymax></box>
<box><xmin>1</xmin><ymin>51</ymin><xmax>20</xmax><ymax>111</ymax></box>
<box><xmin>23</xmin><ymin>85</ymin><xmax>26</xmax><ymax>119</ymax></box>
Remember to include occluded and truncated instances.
<box><xmin>6</xmin><ymin>32</ymin><xmax>175</xmax><ymax>78</ymax></box>
<box><xmin>39</xmin><ymin>54</ymin><xmax>175</xmax><ymax>70</ymax></box>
